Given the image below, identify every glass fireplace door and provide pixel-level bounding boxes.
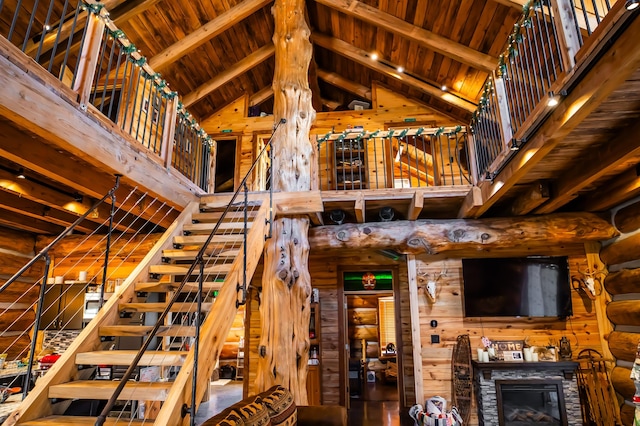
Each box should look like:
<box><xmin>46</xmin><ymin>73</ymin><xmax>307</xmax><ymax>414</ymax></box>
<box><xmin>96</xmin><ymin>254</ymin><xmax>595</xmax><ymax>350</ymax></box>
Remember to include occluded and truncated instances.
<box><xmin>495</xmin><ymin>380</ymin><xmax>567</xmax><ymax>426</ymax></box>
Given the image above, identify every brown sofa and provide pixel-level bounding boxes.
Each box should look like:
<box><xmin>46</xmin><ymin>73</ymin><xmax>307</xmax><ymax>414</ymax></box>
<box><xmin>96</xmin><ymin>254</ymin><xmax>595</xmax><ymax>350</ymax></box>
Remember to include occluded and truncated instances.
<box><xmin>201</xmin><ymin>385</ymin><xmax>346</xmax><ymax>426</ymax></box>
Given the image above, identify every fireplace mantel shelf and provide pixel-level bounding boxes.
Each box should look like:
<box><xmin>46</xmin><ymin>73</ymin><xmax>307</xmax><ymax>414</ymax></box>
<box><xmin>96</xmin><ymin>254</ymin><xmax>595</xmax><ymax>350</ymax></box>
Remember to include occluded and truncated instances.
<box><xmin>472</xmin><ymin>360</ymin><xmax>578</xmax><ymax>380</ymax></box>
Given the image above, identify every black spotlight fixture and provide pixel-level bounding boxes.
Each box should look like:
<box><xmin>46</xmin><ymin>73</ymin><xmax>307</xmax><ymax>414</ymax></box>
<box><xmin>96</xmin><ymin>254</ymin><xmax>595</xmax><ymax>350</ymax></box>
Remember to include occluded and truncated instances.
<box><xmin>73</xmin><ymin>192</ymin><xmax>84</xmax><ymax>203</ymax></box>
<box><xmin>329</xmin><ymin>209</ymin><xmax>346</xmax><ymax>225</ymax></box>
<box><xmin>379</xmin><ymin>206</ymin><xmax>395</xmax><ymax>222</ymax></box>
<box><xmin>509</xmin><ymin>139</ymin><xmax>520</xmax><ymax>151</ymax></box>
<box><xmin>626</xmin><ymin>0</ymin><xmax>639</xmax><ymax>11</ymax></box>
<box><xmin>16</xmin><ymin>168</ymin><xmax>26</xmax><ymax>179</ymax></box>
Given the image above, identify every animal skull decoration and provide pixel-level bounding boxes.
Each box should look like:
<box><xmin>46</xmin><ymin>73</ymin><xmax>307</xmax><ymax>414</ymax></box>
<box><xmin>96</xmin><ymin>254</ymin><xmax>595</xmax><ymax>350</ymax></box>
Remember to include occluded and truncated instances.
<box><xmin>417</xmin><ymin>269</ymin><xmax>447</xmax><ymax>303</ymax></box>
<box><xmin>571</xmin><ymin>264</ymin><xmax>606</xmax><ymax>300</ymax></box>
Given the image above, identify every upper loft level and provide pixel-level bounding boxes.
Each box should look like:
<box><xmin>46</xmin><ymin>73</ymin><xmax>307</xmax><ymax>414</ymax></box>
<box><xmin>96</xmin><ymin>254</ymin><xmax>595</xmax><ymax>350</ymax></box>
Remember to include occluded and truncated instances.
<box><xmin>0</xmin><ymin>0</ymin><xmax>639</xmax><ymax>235</ymax></box>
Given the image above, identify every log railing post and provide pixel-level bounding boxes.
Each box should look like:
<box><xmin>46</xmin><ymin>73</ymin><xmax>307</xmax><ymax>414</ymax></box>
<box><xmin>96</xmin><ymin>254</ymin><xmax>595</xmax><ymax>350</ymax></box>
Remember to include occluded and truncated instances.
<box><xmin>72</xmin><ymin>11</ymin><xmax>106</xmax><ymax>110</ymax></box>
<box><xmin>466</xmin><ymin>133</ymin><xmax>479</xmax><ymax>186</ymax></box>
<box><xmin>160</xmin><ymin>96</ymin><xmax>178</xmax><ymax>168</ymax></box>
<box><xmin>492</xmin><ymin>72</ymin><xmax>513</xmax><ymax>150</ymax></box>
<box><xmin>551</xmin><ymin>0</ymin><xmax>581</xmax><ymax>71</ymax></box>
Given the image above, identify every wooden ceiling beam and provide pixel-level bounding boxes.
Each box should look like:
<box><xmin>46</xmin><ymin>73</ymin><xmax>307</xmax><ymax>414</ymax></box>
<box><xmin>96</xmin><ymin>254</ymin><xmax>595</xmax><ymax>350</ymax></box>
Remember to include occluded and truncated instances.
<box><xmin>0</xmin><ymin>124</ymin><xmax>177</xmax><ymax>229</ymax></box>
<box><xmin>493</xmin><ymin>0</ymin><xmax>595</xmax><ymax>31</ymax></box>
<box><xmin>0</xmin><ymin>207</ymin><xmax>65</xmax><ymax>235</ymax></box>
<box><xmin>0</xmin><ymin>191</ymin><xmax>98</xmax><ymax>234</ymax></box>
<box><xmin>249</xmin><ymin>86</ymin><xmax>274</xmax><ymax>107</ymax></box>
<box><xmin>458</xmin><ymin>13</ymin><xmax>640</xmax><ymax>218</ymax></box>
<box><xmin>314</xmin><ymin>0</ymin><xmax>496</xmax><ymax>72</ymax></box>
<box><xmin>148</xmin><ymin>0</ymin><xmax>273</xmax><ymax>71</ymax></box>
<box><xmin>317</xmin><ymin>69</ymin><xmax>371</xmax><ymax>100</ymax></box>
<box><xmin>535</xmin><ymin>118</ymin><xmax>640</xmax><ymax>214</ymax></box>
<box><xmin>0</xmin><ymin>168</ymin><xmax>129</xmax><ymax>232</ymax></box>
<box><xmin>321</xmin><ymin>98</ymin><xmax>341</xmax><ymax>110</ymax></box>
<box><xmin>578</xmin><ymin>167</ymin><xmax>640</xmax><ymax>212</ymax></box>
<box><xmin>311</xmin><ymin>33</ymin><xmax>477</xmax><ymax>113</ymax></box>
<box><xmin>110</xmin><ymin>0</ymin><xmax>163</xmax><ymax>26</ymax></box>
<box><xmin>509</xmin><ymin>182</ymin><xmax>550</xmax><ymax>216</ymax></box>
<box><xmin>182</xmin><ymin>43</ymin><xmax>275</xmax><ymax>107</ymax></box>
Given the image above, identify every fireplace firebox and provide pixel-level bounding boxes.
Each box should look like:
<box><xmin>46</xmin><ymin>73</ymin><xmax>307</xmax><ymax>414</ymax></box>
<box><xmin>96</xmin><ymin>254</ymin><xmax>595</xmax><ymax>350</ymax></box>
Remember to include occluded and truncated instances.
<box><xmin>472</xmin><ymin>361</ymin><xmax>581</xmax><ymax>426</ymax></box>
<box><xmin>496</xmin><ymin>380</ymin><xmax>567</xmax><ymax>426</ymax></box>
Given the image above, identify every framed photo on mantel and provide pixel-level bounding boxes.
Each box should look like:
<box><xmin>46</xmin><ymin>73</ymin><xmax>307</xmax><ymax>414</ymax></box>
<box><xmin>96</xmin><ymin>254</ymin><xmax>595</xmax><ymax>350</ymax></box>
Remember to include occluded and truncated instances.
<box><xmin>493</xmin><ymin>340</ymin><xmax>524</xmax><ymax>362</ymax></box>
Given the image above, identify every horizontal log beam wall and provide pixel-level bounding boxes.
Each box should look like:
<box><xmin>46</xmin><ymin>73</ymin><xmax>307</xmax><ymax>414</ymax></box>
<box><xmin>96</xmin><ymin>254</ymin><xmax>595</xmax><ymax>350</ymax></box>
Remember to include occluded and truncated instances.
<box><xmin>601</xmin><ymin>196</ymin><xmax>640</xmax><ymax>414</ymax></box>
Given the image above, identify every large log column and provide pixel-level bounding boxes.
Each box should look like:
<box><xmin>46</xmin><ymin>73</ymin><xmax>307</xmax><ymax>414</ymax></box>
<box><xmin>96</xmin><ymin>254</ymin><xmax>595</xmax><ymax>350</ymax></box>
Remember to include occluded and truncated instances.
<box><xmin>257</xmin><ymin>0</ymin><xmax>315</xmax><ymax>404</ymax></box>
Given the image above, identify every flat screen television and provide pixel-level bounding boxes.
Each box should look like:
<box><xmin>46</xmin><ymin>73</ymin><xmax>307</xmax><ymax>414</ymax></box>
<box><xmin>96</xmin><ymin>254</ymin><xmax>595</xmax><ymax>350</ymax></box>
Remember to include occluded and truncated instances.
<box><xmin>461</xmin><ymin>256</ymin><xmax>572</xmax><ymax>318</ymax></box>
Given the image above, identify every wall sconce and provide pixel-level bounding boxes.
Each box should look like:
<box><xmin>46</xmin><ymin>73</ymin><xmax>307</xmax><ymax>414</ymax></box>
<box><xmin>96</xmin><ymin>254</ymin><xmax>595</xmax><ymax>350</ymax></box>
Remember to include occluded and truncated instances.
<box><xmin>329</xmin><ymin>209</ymin><xmax>346</xmax><ymax>225</ymax></box>
<box><xmin>16</xmin><ymin>168</ymin><xmax>26</xmax><ymax>179</ymax></box>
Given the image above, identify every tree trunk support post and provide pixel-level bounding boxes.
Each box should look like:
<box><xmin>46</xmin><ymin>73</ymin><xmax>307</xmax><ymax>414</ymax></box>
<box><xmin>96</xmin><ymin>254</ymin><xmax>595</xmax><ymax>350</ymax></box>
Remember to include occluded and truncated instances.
<box><xmin>257</xmin><ymin>0</ymin><xmax>316</xmax><ymax>405</ymax></box>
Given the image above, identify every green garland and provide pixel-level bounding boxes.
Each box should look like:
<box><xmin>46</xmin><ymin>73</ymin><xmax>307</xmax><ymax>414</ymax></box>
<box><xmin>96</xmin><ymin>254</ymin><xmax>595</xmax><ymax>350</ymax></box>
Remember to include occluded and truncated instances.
<box><xmin>80</xmin><ymin>1</ymin><xmax>104</xmax><ymax>14</ymax></box>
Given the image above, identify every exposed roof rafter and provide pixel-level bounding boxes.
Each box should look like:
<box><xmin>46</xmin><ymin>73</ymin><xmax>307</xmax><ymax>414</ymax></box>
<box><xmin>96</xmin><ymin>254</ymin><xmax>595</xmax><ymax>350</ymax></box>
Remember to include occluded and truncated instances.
<box><xmin>314</xmin><ymin>0</ymin><xmax>497</xmax><ymax>72</ymax></box>
<box><xmin>317</xmin><ymin>69</ymin><xmax>371</xmax><ymax>100</ymax></box>
<box><xmin>311</xmin><ymin>33</ymin><xmax>477</xmax><ymax>113</ymax></box>
<box><xmin>182</xmin><ymin>43</ymin><xmax>275</xmax><ymax>107</ymax></box>
<box><xmin>148</xmin><ymin>0</ymin><xmax>273</xmax><ymax>71</ymax></box>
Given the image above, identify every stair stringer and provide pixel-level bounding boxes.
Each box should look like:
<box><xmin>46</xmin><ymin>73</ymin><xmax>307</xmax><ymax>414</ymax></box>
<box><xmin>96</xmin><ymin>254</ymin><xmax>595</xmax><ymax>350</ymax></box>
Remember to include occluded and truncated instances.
<box><xmin>3</xmin><ymin>201</ymin><xmax>201</xmax><ymax>426</ymax></box>
<box><xmin>153</xmin><ymin>201</ymin><xmax>269</xmax><ymax>426</ymax></box>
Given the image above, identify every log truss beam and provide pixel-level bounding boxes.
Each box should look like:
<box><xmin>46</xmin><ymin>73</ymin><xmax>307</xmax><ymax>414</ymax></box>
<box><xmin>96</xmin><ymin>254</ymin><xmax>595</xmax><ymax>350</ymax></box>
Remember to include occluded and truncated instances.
<box><xmin>314</xmin><ymin>0</ymin><xmax>496</xmax><ymax>72</ymax></box>
<box><xmin>182</xmin><ymin>43</ymin><xmax>275</xmax><ymax>107</ymax></box>
<box><xmin>317</xmin><ymin>69</ymin><xmax>372</xmax><ymax>100</ymax></box>
<box><xmin>148</xmin><ymin>0</ymin><xmax>272</xmax><ymax>71</ymax></box>
<box><xmin>311</xmin><ymin>33</ymin><xmax>477</xmax><ymax>113</ymax></box>
<box><xmin>309</xmin><ymin>212</ymin><xmax>617</xmax><ymax>255</ymax></box>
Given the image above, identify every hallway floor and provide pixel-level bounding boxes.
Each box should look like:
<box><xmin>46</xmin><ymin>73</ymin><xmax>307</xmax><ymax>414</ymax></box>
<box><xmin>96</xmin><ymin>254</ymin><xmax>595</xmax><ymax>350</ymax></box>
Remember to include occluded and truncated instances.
<box><xmin>195</xmin><ymin>379</ymin><xmax>413</xmax><ymax>426</ymax></box>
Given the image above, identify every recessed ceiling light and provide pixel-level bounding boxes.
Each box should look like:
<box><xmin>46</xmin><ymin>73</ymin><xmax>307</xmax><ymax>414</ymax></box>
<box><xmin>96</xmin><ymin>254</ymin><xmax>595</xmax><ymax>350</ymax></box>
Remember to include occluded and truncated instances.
<box><xmin>547</xmin><ymin>97</ymin><xmax>559</xmax><ymax>107</ymax></box>
<box><xmin>44</xmin><ymin>24</ymin><xmax>51</xmax><ymax>31</ymax></box>
<box><xmin>441</xmin><ymin>85</ymin><xmax>447</xmax><ymax>91</ymax></box>
<box><xmin>370</xmin><ymin>53</ymin><xmax>378</xmax><ymax>61</ymax></box>
<box><xmin>397</xmin><ymin>66</ymin><xmax>404</xmax><ymax>73</ymax></box>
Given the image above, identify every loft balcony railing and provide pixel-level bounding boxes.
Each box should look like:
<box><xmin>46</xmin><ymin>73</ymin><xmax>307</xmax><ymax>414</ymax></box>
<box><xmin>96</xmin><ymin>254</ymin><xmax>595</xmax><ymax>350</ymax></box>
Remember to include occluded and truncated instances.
<box><xmin>469</xmin><ymin>0</ymin><xmax>619</xmax><ymax>182</ymax></box>
<box><xmin>0</xmin><ymin>0</ymin><xmax>213</xmax><ymax>191</ymax></box>
<box><xmin>316</xmin><ymin>126</ymin><xmax>473</xmax><ymax>191</ymax></box>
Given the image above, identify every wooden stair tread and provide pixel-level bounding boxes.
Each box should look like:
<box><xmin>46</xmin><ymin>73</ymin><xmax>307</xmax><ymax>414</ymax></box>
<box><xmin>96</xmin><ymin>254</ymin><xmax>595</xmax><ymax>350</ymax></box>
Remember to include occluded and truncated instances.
<box><xmin>182</xmin><ymin>222</ymin><xmax>252</xmax><ymax>234</ymax></box>
<box><xmin>49</xmin><ymin>380</ymin><xmax>173</xmax><ymax>401</ymax></box>
<box><xmin>119</xmin><ymin>302</ymin><xmax>213</xmax><ymax>312</ymax></box>
<box><xmin>149</xmin><ymin>263</ymin><xmax>232</xmax><ymax>275</ymax></box>
<box><xmin>135</xmin><ymin>281</ymin><xmax>223</xmax><ymax>293</ymax></box>
<box><xmin>173</xmin><ymin>234</ymin><xmax>244</xmax><ymax>245</ymax></box>
<box><xmin>192</xmin><ymin>211</ymin><xmax>257</xmax><ymax>222</ymax></box>
<box><xmin>162</xmin><ymin>248</ymin><xmax>240</xmax><ymax>259</ymax></box>
<box><xmin>76</xmin><ymin>350</ymin><xmax>188</xmax><ymax>366</ymax></box>
<box><xmin>18</xmin><ymin>416</ymin><xmax>147</xmax><ymax>425</ymax></box>
<box><xmin>199</xmin><ymin>201</ymin><xmax>262</xmax><ymax>212</ymax></box>
<box><xmin>99</xmin><ymin>325</ymin><xmax>196</xmax><ymax>337</ymax></box>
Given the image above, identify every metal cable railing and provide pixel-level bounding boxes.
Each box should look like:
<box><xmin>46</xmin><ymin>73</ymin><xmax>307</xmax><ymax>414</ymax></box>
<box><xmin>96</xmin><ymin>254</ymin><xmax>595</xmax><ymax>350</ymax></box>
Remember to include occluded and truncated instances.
<box><xmin>95</xmin><ymin>119</ymin><xmax>281</xmax><ymax>426</ymax></box>
<box><xmin>0</xmin><ymin>175</ymin><xmax>121</xmax><ymax>399</ymax></box>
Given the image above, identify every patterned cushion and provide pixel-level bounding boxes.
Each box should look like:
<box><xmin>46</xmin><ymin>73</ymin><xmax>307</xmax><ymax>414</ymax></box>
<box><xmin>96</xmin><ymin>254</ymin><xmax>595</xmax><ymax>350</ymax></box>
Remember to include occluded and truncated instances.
<box><xmin>258</xmin><ymin>386</ymin><xmax>297</xmax><ymax>426</ymax></box>
<box><xmin>236</xmin><ymin>395</ymin><xmax>272</xmax><ymax>426</ymax></box>
<box><xmin>201</xmin><ymin>409</ymin><xmax>245</xmax><ymax>426</ymax></box>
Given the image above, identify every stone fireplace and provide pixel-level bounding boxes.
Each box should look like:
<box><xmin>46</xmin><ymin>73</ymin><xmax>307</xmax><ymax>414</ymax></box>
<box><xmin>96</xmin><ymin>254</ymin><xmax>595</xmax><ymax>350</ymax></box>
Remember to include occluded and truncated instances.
<box><xmin>472</xmin><ymin>361</ymin><xmax>582</xmax><ymax>426</ymax></box>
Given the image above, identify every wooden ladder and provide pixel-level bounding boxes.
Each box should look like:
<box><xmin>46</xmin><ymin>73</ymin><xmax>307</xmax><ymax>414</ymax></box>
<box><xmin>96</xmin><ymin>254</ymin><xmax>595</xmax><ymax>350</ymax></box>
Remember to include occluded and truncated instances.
<box><xmin>5</xmin><ymin>198</ymin><xmax>269</xmax><ymax>426</ymax></box>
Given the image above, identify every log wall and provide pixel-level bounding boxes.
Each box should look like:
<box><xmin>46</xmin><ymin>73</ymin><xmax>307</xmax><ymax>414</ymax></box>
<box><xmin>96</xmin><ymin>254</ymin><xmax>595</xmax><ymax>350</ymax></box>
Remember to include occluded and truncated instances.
<box><xmin>601</xmin><ymin>196</ymin><xmax>640</xmax><ymax>425</ymax></box>
<box><xmin>414</xmin><ymin>255</ymin><xmax>603</xmax><ymax>425</ymax></box>
<box><xmin>0</xmin><ymin>228</ymin><xmax>39</xmax><ymax>358</ymax></box>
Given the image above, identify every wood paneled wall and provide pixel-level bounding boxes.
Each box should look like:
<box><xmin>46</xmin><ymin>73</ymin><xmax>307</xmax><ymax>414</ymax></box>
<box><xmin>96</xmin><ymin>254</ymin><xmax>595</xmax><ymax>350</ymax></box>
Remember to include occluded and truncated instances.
<box><xmin>414</xmin><ymin>255</ymin><xmax>603</xmax><ymax>425</ymax></box>
<box><xmin>0</xmin><ymin>228</ymin><xmax>39</xmax><ymax>358</ymax></box>
<box><xmin>601</xmin><ymin>197</ymin><xmax>640</xmax><ymax>425</ymax></box>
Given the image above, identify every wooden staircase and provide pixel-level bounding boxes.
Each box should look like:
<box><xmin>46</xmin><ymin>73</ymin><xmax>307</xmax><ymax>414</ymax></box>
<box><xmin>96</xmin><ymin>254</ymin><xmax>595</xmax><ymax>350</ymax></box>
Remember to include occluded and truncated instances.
<box><xmin>5</xmin><ymin>199</ymin><xmax>269</xmax><ymax>426</ymax></box>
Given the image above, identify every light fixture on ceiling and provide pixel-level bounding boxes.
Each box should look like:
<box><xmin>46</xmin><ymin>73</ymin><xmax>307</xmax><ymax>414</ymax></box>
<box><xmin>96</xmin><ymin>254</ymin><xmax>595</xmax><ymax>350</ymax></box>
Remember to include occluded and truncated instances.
<box><xmin>547</xmin><ymin>91</ymin><xmax>559</xmax><ymax>107</ymax></box>
<box><xmin>73</xmin><ymin>192</ymin><xmax>83</xmax><ymax>203</ymax></box>
<box><xmin>509</xmin><ymin>139</ymin><xmax>520</xmax><ymax>151</ymax></box>
<box><xmin>16</xmin><ymin>168</ymin><xmax>26</xmax><ymax>179</ymax></box>
<box><xmin>441</xmin><ymin>85</ymin><xmax>447</xmax><ymax>91</ymax></box>
<box><xmin>396</xmin><ymin>66</ymin><xmax>404</xmax><ymax>73</ymax></box>
<box><xmin>370</xmin><ymin>53</ymin><xmax>379</xmax><ymax>61</ymax></box>
<box><xmin>44</xmin><ymin>24</ymin><xmax>51</xmax><ymax>31</ymax></box>
<box><xmin>626</xmin><ymin>0</ymin><xmax>639</xmax><ymax>10</ymax></box>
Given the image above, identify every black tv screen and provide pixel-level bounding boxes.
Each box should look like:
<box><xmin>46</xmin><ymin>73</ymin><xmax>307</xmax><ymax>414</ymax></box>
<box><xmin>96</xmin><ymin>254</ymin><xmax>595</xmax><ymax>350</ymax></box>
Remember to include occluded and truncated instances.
<box><xmin>462</xmin><ymin>256</ymin><xmax>572</xmax><ymax>318</ymax></box>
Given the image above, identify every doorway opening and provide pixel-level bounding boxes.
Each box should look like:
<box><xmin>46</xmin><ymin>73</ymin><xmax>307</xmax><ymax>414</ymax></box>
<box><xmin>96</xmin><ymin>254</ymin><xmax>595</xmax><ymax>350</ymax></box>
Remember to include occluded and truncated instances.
<box><xmin>214</xmin><ymin>138</ymin><xmax>237</xmax><ymax>192</ymax></box>
<box><xmin>341</xmin><ymin>270</ymin><xmax>401</xmax><ymax>405</ymax></box>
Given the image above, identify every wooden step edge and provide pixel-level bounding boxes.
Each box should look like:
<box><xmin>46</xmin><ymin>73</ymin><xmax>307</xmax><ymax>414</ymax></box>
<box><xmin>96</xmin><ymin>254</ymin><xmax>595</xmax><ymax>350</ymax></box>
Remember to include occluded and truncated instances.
<box><xmin>99</xmin><ymin>325</ymin><xmax>197</xmax><ymax>337</ymax></box>
<box><xmin>118</xmin><ymin>302</ymin><xmax>213</xmax><ymax>313</ymax></box>
<box><xmin>48</xmin><ymin>381</ymin><xmax>173</xmax><ymax>401</ymax></box>
<box><xmin>76</xmin><ymin>350</ymin><xmax>189</xmax><ymax>366</ymax></box>
<box><xmin>183</xmin><ymin>222</ymin><xmax>254</xmax><ymax>231</ymax></box>
<box><xmin>161</xmin><ymin>248</ymin><xmax>240</xmax><ymax>259</ymax></box>
<box><xmin>17</xmin><ymin>416</ymin><xmax>147</xmax><ymax>425</ymax></box>
<box><xmin>135</xmin><ymin>281</ymin><xmax>223</xmax><ymax>293</ymax></box>
<box><xmin>191</xmin><ymin>211</ymin><xmax>259</xmax><ymax>222</ymax></box>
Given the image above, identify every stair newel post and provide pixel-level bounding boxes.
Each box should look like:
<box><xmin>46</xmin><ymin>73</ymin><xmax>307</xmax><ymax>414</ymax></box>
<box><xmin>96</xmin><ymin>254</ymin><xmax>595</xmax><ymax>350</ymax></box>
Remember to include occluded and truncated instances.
<box><xmin>239</xmin><ymin>182</ymin><xmax>249</xmax><ymax>307</ymax></box>
<box><xmin>100</xmin><ymin>174</ymin><xmax>121</xmax><ymax>307</ymax></box>
<box><xmin>189</xmin><ymin>259</ymin><xmax>205</xmax><ymax>426</ymax></box>
<box><xmin>268</xmin><ymin>140</ymin><xmax>274</xmax><ymax>239</ymax></box>
<box><xmin>24</xmin><ymin>254</ymin><xmax>51</xmax><ymax>400</ymax></box>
